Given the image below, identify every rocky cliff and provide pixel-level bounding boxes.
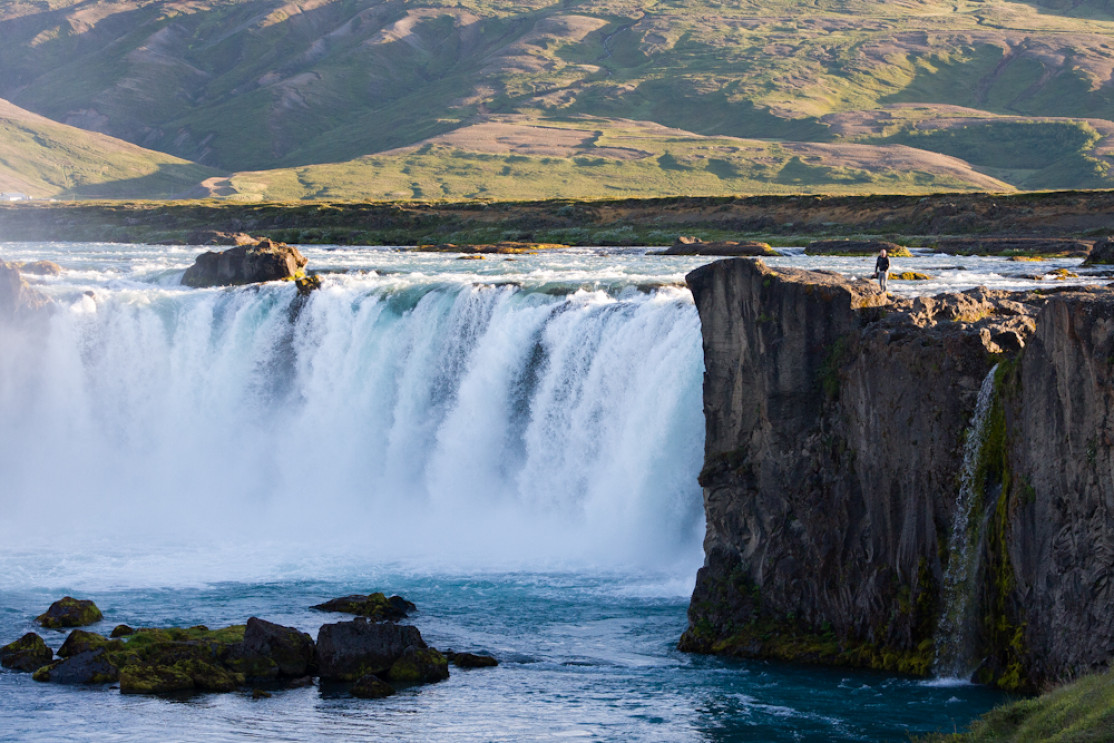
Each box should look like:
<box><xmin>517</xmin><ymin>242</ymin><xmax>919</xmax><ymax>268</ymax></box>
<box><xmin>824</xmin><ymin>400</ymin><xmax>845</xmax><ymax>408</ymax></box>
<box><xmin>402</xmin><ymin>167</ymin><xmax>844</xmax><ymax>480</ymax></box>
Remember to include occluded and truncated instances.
<box><xmin>680</xmin><ymin>258</ymin><xmax>1114</xmax><ymax>691</ymax></box>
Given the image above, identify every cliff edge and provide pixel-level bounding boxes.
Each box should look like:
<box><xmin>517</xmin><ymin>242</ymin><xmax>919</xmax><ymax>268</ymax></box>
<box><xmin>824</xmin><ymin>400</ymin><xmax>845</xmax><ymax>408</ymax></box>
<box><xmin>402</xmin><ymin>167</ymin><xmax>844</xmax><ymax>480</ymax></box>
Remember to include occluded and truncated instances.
<box><xmin>680</xmin><ymin>258</ymin><xmax>1114</xmax><ymax>691</ymax></box>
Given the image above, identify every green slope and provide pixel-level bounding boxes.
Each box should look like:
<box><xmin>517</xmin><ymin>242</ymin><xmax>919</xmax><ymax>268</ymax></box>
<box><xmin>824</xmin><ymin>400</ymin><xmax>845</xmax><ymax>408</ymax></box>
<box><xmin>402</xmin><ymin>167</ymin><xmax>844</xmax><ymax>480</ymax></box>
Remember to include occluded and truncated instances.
<box><xmin>0</xmin><ymin>98</ymin><xmax>220</xmax><ymax>199</ymax></box>
<box><xmin>2</xmin><ymin>0</ymin><xmax>1114</xmax><ymax>196</ymax></box>
<box><xmin>922</xmin><ymin>668</ymin><xmax>1114</xmax><ymax>742</ymax></box>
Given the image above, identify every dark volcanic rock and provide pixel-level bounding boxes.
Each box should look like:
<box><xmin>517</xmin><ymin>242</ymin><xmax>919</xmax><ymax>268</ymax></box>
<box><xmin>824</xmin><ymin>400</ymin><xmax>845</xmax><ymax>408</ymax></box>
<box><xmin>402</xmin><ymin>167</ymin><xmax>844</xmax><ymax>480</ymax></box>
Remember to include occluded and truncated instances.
<box><xmin>36</xmin><ymin>597</ymin><xmax>102</xmax><ymax>629</ymax></box>
<box><xmin>678</xmin><ymin>258</ymin><xmax>1061</xmax><ymax>687</ymax></box>
<box><xmin>659</xmin><ymin>237</ymin><xmax>777</xmax><ymax>256</ymax></box>
<box><xmin>312</xmin><ymin>593</ymin><xmax>415</xmax><ymax>620</ymax></box>
<box><xmin>315</xmin><ymin>619</ymin><xmax>427</xmax><ymax>681</ymax></box>
<box><xmin>110</xmin><ymin>624</ymin><xmax>135</xmax><ymax>638</ymax></box>
<box><xmin>447</xmin><ymin>651</ymin><xmax>499</xmax><ymax>669</ymax></box>
<box><xmin>241</xmin><ymin>617</ymin><xmax>315</xmax><ymax>678</ymax></box>
<box><xmin>181</xmin><ymin>239</ymin><xmax>307</xmax><ymax>288</ymax></box>
<box><xmin>32</xmin><ymin>648</ymin><xmax>118</xmax><ymax>684</ymax></box>
<box><xmin>0</xmin><ymin>633</ymin><xmax>53</xmax><ymax>672</ymax></box>
<box><xmin>682</xmin><ymin>256</ymin><xmax>1114</xmax><ymax>691</ymax></box>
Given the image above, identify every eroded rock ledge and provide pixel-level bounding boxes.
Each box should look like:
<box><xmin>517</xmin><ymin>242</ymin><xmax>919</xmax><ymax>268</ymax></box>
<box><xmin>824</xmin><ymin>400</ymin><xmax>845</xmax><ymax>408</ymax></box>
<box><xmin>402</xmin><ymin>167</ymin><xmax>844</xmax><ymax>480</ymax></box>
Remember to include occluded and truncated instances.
<box><xmin>680</xmin><ymin>258</ymin><xmax>1114</xmax><ymax>692</ymax></box>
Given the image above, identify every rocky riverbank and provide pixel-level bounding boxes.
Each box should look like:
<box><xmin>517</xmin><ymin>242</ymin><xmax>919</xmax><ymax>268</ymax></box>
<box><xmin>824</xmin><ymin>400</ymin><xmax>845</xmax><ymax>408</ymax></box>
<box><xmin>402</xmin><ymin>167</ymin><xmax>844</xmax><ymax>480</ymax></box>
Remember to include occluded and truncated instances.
<box><xmin>679</xmin><ymin>258</ymin><xmax>1114</xmax><ymax>692</ymax></box>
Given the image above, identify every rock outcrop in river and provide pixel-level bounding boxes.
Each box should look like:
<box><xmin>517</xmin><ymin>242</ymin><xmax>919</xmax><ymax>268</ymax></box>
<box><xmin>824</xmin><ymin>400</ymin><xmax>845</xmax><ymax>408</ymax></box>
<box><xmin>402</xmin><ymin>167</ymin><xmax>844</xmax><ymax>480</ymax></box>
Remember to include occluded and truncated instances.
<box><xmin>680</xmin><ymin>258</ymin><xmax>1114</xmax><ymax>692</ymax></box>
<box><xmin>181</xmin><ymin>238</ymin><xmax>307</xmax><ymax>288</ymax></box>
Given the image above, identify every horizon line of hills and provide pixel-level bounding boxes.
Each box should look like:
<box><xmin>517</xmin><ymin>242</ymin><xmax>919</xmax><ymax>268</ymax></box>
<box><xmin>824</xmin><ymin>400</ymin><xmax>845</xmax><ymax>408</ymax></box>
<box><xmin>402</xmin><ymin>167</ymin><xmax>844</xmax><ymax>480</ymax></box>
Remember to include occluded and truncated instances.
<box><xmin>3</xmin><ymin>0</ymin><xmax>1114</xmax><ymax>202</ymax></box>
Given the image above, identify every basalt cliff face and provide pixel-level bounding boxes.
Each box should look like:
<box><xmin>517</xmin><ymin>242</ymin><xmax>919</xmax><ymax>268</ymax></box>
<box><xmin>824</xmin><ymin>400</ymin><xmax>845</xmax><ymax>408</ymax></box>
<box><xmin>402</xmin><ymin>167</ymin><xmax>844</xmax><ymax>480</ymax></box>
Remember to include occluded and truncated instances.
<box><xmin>680</xmin><ymin>258</ymin><xmax>1114</xmax><ymax>691</ymax></box>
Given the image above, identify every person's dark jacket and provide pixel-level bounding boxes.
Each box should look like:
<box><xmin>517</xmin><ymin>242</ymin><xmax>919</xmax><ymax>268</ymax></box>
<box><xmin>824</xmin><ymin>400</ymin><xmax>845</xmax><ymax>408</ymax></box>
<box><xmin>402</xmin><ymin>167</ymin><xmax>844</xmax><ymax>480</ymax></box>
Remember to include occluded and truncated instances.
<box><xmin>875</xmin><ymin>254</ymin><xmax>890</xmax><ymax>275</ymax></box>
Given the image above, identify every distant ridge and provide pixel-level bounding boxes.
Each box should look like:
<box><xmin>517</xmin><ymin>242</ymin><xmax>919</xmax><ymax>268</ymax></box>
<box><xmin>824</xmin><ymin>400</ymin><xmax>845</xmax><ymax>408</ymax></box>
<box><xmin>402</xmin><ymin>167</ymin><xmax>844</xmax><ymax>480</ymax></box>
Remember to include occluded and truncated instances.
<box><xmin>1</xmin><ymin>0</ymin><xmax>1113</xmax><ymax>199</ymax></box>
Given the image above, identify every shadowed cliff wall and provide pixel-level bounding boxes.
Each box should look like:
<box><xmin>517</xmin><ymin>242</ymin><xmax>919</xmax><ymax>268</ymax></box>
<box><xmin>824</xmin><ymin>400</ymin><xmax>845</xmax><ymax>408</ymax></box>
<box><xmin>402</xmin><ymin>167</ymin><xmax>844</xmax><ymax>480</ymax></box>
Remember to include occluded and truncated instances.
<box><xmin>681</xmin><ymin>258</ymin><xmax>1114</xmax><ymax>691</ymax></box>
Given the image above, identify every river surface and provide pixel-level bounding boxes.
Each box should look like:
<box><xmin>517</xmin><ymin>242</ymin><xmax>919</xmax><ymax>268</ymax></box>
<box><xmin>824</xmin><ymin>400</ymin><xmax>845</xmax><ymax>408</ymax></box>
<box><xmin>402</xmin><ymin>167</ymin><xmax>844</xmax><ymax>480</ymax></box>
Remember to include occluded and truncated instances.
<box><xmin>0</xmin><ymin>242</ymin><xmax>1074</xmax><ymax>742</ymax></box>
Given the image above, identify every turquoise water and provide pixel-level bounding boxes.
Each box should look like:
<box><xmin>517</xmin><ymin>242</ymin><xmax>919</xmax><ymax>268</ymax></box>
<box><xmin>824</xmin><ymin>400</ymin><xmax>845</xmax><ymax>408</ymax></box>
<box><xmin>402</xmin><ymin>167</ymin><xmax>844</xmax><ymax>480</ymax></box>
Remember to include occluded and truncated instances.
<box><xmin>0</xmin><ymin>569</ymin><xmax>1006</xmax><ymax>742</ymax></box>
<box><xmin>0</xmin><ymin>243</ymin><xmax>1016</xmax><ymax>740</ymax></box>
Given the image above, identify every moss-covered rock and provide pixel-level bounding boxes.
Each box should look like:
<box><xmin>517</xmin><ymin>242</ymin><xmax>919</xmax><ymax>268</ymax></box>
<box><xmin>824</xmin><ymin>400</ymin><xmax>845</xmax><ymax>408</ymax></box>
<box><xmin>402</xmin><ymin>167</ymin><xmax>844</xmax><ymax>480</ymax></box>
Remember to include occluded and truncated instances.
<box><xmin>351</xmin><ymin>674</ymin><xmax>396</xmax><ymax>699</ymax></box>
<box><xmin>36</xmin><ymin>597</ymin><xmax>103</xmax><ymax>629</ymax></box>
<box><xmin>890</xmin><ymin>271</ymin><xmax>934</xmax><ymax>281</ymax></box>
<box><xmin>295</xmin><ymin>273</ymin><xmax>322</xmax><ymax>295</ymax></box>
<box><xmin>387</xmin><ymin>647</ymin><xmax>449</xmax><ymax>684</ymax></box>
<box><xmin>0</xmin><ymin>632</ymin><xmax>54</xmax><ymax>672</ymax></box>
<box><xmin>110</xmin><ymin>625</ymin><xmax>135</xmax><ymax>638</ymax></box>
<box><xmin>315</xmin><ymin>619</ymin><xmax>426</xmax><ymax>682</ymax></box>
<box><xmin>240</xmin><ymin>617</ymin><xmax>315</xmax><ymax>679</ymax></box>
<box><xmin>32</xmin><ymin>648</ymin><xmax>118</xmax><ymax>684</ymax></box>
<box><xmin>312</xmin><ymin>593</ymin><xmax>415</xmax><ymax>621</ymax></box>
<box><xmin>119</xmin><ymin>663</ymin><xmax>195</xmax><ymax>694</ymax></box>
<box><xmin>58</xmin><ymin>630</ymin><xmax>123</xmax><ymax>658</ymax></box>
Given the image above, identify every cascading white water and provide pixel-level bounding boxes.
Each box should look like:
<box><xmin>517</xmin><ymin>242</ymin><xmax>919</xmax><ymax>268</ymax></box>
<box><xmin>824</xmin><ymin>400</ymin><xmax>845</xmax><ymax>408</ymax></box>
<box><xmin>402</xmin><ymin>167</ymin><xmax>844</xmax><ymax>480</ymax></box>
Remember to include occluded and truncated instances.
<box><xmin>933</xmin><ymin>364</ymin><xmax>999</xmax><ymax>680</ymax></box>
<box><xmin>0</xmin><ymin>271</ymin><xmax>706</xmax><ymax>575</ymax></box>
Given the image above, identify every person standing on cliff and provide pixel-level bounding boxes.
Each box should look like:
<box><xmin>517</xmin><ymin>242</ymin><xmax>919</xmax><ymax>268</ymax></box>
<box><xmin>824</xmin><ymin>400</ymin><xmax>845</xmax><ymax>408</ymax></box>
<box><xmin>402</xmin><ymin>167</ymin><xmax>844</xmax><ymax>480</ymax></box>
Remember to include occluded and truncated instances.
<box><xmin>874</xmin><ymin>248</ymin><xmax>891</xmax><ymax>293</ymax></box>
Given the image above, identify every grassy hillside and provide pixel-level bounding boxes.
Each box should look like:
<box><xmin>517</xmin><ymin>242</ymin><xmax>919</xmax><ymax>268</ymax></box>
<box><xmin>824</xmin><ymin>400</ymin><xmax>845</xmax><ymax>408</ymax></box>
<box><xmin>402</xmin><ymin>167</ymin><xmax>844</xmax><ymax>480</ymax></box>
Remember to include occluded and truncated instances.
<box><xmin>2</xmin><ymin>0</ymin><xmax>1114</xmax><ymax>197</ymax></box>
<box><xmin>218</xmin><ymin>115</ymin><xmax>1011</xmax><ymax>200</ymax></box>
<box><xmin>0</xmin><ymin>98</ymin><xmax>221</xmax><ymax>199</ymax></box>
<box><xmin>921</xmin><ymin>668</ymin><xmax>1114</xmax><ymax>742</ymax></box>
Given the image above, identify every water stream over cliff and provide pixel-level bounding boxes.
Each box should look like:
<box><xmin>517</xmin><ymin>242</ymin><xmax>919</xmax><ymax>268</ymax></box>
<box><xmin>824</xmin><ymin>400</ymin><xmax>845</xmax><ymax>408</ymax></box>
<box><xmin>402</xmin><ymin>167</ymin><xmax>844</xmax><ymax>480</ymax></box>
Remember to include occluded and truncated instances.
<box><xmin>934</xmin><ymin>365</ymin><xmax>999</xmax><ymax>680</ymax></box>
<box><xmin>0</xmin><ymin>246</ymin><xmax>707</xmax><ymax>569</ymax></box>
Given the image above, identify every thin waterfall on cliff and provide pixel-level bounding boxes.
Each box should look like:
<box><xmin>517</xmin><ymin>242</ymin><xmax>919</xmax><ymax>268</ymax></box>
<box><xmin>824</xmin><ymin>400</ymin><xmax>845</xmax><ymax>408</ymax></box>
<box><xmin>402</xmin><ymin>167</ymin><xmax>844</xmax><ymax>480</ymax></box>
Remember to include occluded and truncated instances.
<box><xmin>0</xmin><ymin>276</ymin><xmax>706</xmax><ymax>575</ymax></box>
<box><xmin>934</xmin><ymin>364</ymin><xmax>999</xmax><ymax>680</ymax></box>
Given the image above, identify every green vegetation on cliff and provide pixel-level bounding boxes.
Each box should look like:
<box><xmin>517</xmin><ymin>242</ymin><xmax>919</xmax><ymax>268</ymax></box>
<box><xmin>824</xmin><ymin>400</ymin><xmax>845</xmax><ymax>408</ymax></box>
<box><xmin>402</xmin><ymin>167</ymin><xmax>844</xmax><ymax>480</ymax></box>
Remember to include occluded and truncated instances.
<box><xmin>921</xmin><ymin>668</ymin><xmax>1114</xmax><ymax>742</ymax></box>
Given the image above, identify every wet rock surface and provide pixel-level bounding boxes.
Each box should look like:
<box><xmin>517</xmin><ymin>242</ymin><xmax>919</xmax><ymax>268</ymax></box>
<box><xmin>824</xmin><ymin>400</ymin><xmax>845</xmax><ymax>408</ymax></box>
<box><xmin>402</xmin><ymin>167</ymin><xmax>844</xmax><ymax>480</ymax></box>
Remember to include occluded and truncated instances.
<box><xmin>5</xmin><ymin>593</ymin><xmax>452</xmax><ymax>700</ymax></box>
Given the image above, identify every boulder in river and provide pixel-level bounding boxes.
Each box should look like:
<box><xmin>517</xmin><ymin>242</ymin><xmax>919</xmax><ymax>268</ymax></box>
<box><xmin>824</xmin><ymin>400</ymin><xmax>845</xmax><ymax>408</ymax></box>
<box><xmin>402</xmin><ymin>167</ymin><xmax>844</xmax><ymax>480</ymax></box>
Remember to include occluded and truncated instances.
<box><xmin>58</xmin><ymin>630</ymin><xmax>122</xmax><ymax>658</ymax></box>
<box><xmin>0</xmin><ymin>633</ymin><xmax>53</xmax><ymax>672</ymax></box>
<box><xmin>312</xmin><ymin>593</ymin><xmax>415</xmax><ymax>621</ymax></box>
<box><xmin>447</xmin><ymin>650</ymin><xmax>499</xmax><ymax>668</ymax></box>
<box><xmin>32</xmin><ymin>648</ymin><xmax>118</xmax><ymax>684</ymax></box>
<box><xmin>240</xmin><ymin>617</ymin><xmax>315</xmax><ymax>679</ymax></box>
<box><xmin>181</xmin><ymin>238</ymin><xmax>307</xmax><ymax>288</ymax></box>
<box><xmin>36</xmin><ymin>597</ymin><xmax>103</xmax><ymax>629</ymax></box>
<box><xmin>315</xmin><ymin>618</ymin><xmax>428</xmax><ymax>681</ymax></box>
<box><xmin>1084</xmin><ymin>238</ymin><xmax>1114</xmax><ymax>265</ymax></box>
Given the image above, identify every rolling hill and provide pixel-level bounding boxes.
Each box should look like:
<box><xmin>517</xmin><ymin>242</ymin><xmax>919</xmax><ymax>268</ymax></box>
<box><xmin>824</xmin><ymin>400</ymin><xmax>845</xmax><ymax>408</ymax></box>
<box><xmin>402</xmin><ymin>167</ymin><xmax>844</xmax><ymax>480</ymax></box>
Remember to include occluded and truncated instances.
<box><xmin>1</xmin><ymin>0</ymin><xmax>1113</xmax><ymax>199</ymax></box>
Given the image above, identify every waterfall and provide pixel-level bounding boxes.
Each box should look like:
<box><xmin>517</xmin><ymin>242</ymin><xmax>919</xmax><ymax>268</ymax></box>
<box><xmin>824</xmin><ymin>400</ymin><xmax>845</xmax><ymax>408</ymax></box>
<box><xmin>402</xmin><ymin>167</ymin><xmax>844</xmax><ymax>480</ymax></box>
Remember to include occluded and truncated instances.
<box><xmin>933</xmin><ymin>364</ymin><xmax>999</xmax><ymax>680</ymax></box>
<box><xmin>0</xmin><ymin>278</ymin><xmax>706</xmax><ymax>572</ymax></box>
